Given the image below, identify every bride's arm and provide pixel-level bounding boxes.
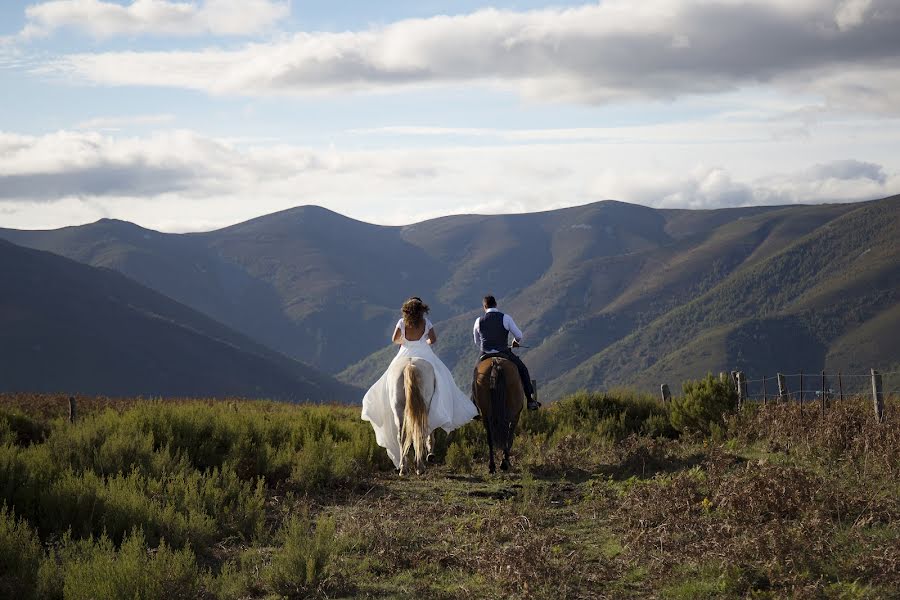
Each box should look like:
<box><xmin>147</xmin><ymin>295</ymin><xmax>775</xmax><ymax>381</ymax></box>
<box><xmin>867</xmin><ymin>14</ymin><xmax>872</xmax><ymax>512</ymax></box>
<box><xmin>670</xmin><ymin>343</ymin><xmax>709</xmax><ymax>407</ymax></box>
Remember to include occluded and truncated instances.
<box><xmin>427</xmin><ymin>328</ymin><xmax>437</xmax><ymax>345</ymax></box>
<box><xmin>392</xmin><ymin>319</ymin><xmax>404</xmax><ymax>344</ymax></box>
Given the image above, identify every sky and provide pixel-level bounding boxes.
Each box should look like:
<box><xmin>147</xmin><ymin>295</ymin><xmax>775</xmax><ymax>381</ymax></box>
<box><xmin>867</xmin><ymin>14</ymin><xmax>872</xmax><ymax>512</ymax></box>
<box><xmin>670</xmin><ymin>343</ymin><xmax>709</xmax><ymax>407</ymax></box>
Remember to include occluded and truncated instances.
<box><xmin>1</xmin><ymin>0</ymin><xmax>899</xmax><ymax>232</ymax></box>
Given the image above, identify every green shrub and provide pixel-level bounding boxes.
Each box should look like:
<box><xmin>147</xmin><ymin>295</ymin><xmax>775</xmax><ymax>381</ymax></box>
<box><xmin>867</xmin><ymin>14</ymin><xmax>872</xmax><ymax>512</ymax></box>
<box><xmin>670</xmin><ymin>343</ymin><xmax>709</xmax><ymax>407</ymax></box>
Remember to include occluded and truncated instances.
<box><xmin>641</xmin><ymin>413</ymin><xmax>678</xmax><ymax>438</ymax></box>
<box><xmin>446</xmin><ymin>439</ymin><xmax>474</xmax><ymax>473</ymax></box>
<box><xmin>0</xmin><ymin>409</ymin><xmax>49</xmax><ymax>447</ymax></box>
<box><xmin>523</xmin><ymin>390</ymin><xmax>675</xmax><ymax>441</ymax></box>
<box><xmin>291</xmin><ymin>436</ymin><xmax>337</xmax><ymax>492</ymax></box>
<box><xmin>48</xmin><ymin>529</ymin><xmax>199</xmax><ymax>600</ymax></box>
<box><xmin>671</xmin><ymin>373</ymin><xmax>738</xmax><ymax>436</ymax></box>
<box><xmin>0</xmin><ymin>505</ymin><xmax>43</xmax><ymax>599</ymax></box>
<box><xmin>206</xmin><ymin>548</ymin><xmax>266</xmax><ymax>600</ymax></box>
<box><xmin>264</xmin><ymin>513</ymin><xmax>336</xmax><ymax>597</ymax></box>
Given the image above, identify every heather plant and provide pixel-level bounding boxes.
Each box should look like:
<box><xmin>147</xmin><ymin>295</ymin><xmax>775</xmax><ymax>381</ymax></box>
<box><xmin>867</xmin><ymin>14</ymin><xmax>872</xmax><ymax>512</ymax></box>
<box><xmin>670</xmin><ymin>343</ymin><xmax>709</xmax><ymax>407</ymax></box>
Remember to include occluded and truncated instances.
<box><xmin>0</xmin><ymin>392</ymin><xmax>896</xmax><ymax>598</ymax></box>
<box><xmin>522</xmin><ymin>389</ymin><xmax>673</xmax><ymax>441</ymax></box>
<box><xmin>206</xmin><ymin>547</ymin><xmax>267</xmax><ymax>599</ymax></box>
<box><xmin>670</xmin><ymin>373</ymin><xmax>738</xmax><ymax>435</ymax></box>
<box><xmin>445</xmin><ymin>438</ymin><xmax>474</xmax><ymax>473</ymax></box>
<box><xmin>264</xmin><ymin>512</ymin><xmax>337</xmax><ymax>596</ymax></box>
<box><xmin>40</xmin><ymin>529</ymin><xmax>199</xmax><ymax>600</ymax></box>
<box><xmin>0</xmin><ymin>505</ymin><xmax>42</xmax><ymax>599</ymax></box>
<box><xmin>0</xmin><ymin>408</ymin><xmax>48</xmax><ymax>447</ymax></box>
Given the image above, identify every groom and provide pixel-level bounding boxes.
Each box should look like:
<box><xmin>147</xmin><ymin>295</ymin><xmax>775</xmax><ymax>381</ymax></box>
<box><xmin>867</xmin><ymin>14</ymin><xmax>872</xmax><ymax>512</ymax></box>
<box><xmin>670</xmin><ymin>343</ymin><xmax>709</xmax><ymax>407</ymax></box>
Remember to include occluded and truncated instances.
<box><xmin>473</xmin><ymin>295</ymin><xmax>540</xmax><ymax>410</ymax></box>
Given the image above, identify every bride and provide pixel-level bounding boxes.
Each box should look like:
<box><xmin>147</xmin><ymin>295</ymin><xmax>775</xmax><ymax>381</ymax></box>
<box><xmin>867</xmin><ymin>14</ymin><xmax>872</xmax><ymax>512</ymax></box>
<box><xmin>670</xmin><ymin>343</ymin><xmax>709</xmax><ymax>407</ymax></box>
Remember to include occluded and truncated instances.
<box><xmin>361</xmin><ymin>297</ymin><xmax>478</xmax><ymax>469</ymax></box>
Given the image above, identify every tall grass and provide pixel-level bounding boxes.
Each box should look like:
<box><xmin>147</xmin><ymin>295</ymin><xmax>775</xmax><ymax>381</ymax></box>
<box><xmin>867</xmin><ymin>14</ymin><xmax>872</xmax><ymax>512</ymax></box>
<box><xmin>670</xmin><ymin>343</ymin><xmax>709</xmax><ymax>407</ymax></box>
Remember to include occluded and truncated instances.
<box><xmin>0</xmin><ymin>388</ymin><xmax>895</xmax><ymax>598</ymax></box>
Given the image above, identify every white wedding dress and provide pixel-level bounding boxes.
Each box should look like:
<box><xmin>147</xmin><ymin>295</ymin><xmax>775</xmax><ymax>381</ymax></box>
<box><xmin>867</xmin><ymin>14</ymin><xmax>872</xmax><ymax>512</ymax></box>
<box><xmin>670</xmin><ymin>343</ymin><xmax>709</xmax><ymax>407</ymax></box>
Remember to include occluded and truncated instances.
<box><xmin>361</xmin><ymin>319</ymin><xmax>478</xmax><ymax>468</ymax></box>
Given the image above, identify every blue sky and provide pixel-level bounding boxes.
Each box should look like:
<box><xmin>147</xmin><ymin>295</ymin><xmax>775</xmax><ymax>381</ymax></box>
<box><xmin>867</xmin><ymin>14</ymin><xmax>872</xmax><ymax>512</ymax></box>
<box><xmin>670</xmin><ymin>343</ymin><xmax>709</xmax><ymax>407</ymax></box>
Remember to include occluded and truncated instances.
<box><xmin>1</xmin><ymin>0</ymin><xmax>899</xmax><ymax>231</ymax></box>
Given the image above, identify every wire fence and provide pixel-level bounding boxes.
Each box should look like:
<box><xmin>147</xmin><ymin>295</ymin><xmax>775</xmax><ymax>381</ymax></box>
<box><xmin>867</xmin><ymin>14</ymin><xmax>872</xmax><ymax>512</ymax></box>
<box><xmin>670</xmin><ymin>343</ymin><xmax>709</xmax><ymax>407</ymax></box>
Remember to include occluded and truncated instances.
<box><xmin>657</xmin><ymin>368</ymin><xmax>898</xmax><ymax>422</ymax></box>
<box><xmin>736</xmin><ymin>370</ymin><xmax>900</xmax><ymax>404</ymax></box>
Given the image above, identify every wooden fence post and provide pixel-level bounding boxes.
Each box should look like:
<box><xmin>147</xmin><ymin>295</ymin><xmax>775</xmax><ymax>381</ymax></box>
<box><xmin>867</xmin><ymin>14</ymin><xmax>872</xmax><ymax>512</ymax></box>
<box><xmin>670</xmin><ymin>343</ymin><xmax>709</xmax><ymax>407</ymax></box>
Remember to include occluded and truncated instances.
<box><xmin>871</xmin><ymin>369</ymin><xmax>884</xmax><ymax>423</ymax></box>
<box><xmin>799</xmin><ymin>372</ymin><xmax>804</xmax><ymax>408</ymax></box>
<box><xmin>820</xmin><ymin>371</ymin><xmax>826</xmax><ymax>419</ymax></box>
<box><xmin>660</xmin><ymin>384</ymin><xmax>671</xmax><ymax>403</ymax></box>
<box><xmin>762</xmin><ymin>376</ymin><xmax>767</xmax><ymax>405</ymax></box>
<box><xmin>68</xmin><ymin>396</ymin><xmax>77</xmax><ymax>424</ymax></box>
<box><xmin>838</xmin><ymin>372</ymin><xmax>843</xmax><ymax>402</ymax></box>
<box><xmin>777</xmin><ymin>373</ymin><xmax>788</xmax><ymax>402</ymax></box>
<box><xmin>741</xmin><ymin>372</ymin><xmax>748</xmax><ymax>405</ymax></box>
<box><xmin>531</xmin><ymin>379</ymin><xmax>538</xmax><ymax>407</ymax></box>
<box><xmin>735</xmin><ymin>372</ymin><xmax>746</xmax><ymax>408</ymax></box>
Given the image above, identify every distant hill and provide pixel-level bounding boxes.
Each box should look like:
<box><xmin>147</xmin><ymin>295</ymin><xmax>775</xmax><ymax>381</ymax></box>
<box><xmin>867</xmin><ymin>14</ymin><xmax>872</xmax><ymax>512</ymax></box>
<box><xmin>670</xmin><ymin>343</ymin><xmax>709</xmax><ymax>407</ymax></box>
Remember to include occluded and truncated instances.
<box><xmin>2</xmin><ymin>196</ymin><xmax>898</xmax><ymax>401</ymax></box>
<box><xmin>548</xmin><ymin>199</ymin><xmax>900</xmax><ymax>395</ymax></box>
<box><xmin>0</xmin><ymin>240</ymin><xmax>360</xmax><ymax>401</ymax></box>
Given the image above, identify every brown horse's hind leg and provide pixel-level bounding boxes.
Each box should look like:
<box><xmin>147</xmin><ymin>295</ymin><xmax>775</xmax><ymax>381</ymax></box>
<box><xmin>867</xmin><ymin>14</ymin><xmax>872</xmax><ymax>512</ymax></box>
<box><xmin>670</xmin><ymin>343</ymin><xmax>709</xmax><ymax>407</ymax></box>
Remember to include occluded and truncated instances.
<box><xmin>483</xmin><ymin>421</ymin><xmax>496</xmax><ymax>474</ymax></box>
<box><xmin>500</xmin><ymin>420</ymin><xmax>512</xmax><ymax>471</ymax></box>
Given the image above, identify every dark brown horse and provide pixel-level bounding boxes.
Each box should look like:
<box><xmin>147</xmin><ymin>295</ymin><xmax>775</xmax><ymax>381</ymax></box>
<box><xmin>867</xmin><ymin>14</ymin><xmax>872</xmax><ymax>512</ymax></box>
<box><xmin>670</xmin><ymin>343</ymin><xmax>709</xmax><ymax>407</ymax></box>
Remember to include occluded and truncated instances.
<box><xmin>473</xmin><ymin>357</ymin><xmax>524</xmax><ymax>473</ymax></box>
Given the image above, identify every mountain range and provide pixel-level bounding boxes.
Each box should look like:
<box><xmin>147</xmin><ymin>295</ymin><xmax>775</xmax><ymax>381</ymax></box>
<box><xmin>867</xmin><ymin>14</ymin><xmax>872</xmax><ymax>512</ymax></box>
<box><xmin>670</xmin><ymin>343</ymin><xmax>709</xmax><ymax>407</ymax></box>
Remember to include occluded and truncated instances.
<box><xmin>2</xmin><ymin>195</ymin><xmax>897</xmax><ymax>401</ymax></box>
<box><xmin>0</xmin><ymin>239</ymin><xmax>359</xmax><ymax>401</ymax></box>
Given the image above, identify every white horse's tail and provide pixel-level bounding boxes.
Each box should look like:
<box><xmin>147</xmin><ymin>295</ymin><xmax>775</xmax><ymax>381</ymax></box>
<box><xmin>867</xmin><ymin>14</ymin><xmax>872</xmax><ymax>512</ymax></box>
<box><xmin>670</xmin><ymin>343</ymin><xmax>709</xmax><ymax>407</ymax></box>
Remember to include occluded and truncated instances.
<box><xmin>401</xmin><ymin>362</ymin><xmax>428</xmax><ymax>468</ymax></box>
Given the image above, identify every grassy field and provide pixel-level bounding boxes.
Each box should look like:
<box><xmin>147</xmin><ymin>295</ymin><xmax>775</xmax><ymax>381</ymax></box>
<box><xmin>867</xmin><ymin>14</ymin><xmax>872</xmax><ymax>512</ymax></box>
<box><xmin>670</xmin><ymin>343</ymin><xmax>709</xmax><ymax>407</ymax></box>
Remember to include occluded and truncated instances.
<box><xmin>0</xmin><ymin>386</ymin><xmax>898</xmax><ymax>599</ymax></box>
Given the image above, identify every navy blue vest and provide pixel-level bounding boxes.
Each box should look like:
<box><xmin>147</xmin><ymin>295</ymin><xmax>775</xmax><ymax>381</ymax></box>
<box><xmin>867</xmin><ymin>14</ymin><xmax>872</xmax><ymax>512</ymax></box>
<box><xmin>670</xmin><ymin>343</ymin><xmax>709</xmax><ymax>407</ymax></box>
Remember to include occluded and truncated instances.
<box><xmin>478</xmin><ymin>311</ymin><xmax>509</xmax><ymax>353</ymax></box>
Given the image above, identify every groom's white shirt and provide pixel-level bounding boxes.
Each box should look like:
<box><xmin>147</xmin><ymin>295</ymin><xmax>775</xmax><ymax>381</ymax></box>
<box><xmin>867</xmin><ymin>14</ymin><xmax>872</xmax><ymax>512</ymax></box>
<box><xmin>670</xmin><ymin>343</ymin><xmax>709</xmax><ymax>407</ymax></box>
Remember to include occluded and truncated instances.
<box><xmin>473</xmin><ymin>308</ymin><xmax>523</xmax><ymax>352</ymax></box>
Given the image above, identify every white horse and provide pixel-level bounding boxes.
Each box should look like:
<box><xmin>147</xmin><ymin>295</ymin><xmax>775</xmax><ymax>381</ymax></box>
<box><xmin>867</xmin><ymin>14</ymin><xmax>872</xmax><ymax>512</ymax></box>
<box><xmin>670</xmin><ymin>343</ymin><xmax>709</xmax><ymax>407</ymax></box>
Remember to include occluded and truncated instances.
<box><xmin>393</xmin><ymin>357</ymin><xmax>437</xmax><ymax>476</ymax></box>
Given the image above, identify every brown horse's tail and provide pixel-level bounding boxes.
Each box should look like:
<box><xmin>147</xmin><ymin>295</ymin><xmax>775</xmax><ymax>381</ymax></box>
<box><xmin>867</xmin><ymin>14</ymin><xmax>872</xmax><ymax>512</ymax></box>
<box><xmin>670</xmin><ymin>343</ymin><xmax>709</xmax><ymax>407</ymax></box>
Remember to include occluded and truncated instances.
<box><xmin>401</xmin><ymin>362</ymin><xmax>428</xmax><ymax>466</ymax></box>
<box><xmin>489</xmin><ymin>360</ymin><xmax>510</xmax><ymax>450</ymax></box>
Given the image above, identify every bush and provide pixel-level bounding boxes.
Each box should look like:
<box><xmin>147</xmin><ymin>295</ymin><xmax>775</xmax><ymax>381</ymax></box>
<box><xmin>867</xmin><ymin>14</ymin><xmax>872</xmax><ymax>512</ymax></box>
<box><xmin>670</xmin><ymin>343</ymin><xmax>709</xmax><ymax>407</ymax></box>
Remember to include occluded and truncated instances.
<box><xmin>0</xmin><ymin>505</ymin><xmax>43</xmax><ymax>599</ymax></box>
<box><xmin>446</xmin><ymin>439</ymin><xmax>474</xmax><ymax>473</ymax></box>
<box><xmin>671</xmin><ymin>373</ymin><xmax>738</xmax><ymax>436</ymax></box>
<box><xmin>0</xmin><ymin>409</ymin><xmax>49</xmax><ymax>447</ymax></box>
<box><xmin>523</xmin><ymin>390</ymin><xmax>675</xmax><ymax>441</ymax></box>
<box><xmin>43</xmin><ymin>529</ymin><xmax>199</xmax><ymax>600</ymax></box>
<box><xmin>206</xmin><ymin>548</ymin><xmax>266</xmax><ymax>600</ymax></box>
<box><xmin>264</xmin><ymin>513</ymin><xmax>337</xmax><ymax>597</ymax></box>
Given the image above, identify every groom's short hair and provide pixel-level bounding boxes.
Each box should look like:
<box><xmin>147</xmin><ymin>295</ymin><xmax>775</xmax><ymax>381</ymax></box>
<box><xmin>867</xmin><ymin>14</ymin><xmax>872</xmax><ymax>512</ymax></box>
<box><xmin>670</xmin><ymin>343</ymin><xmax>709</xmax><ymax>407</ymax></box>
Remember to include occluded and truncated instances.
<box><xmin>483</xmin><ymin>295</ymin><xmax>497</xmax><ymax>309</ymax></box>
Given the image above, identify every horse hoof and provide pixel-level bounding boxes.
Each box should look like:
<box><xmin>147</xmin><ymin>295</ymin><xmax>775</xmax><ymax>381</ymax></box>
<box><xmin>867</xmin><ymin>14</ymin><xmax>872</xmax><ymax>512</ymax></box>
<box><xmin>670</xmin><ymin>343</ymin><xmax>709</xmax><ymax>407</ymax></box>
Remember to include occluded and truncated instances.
<box><xmin>398</xmin><ymin>467</ymin><xmax>408</xmax><ymax>477</ymax></box>
<box><xmin>500</xmin><ymin>459</ymin><xmax>510</xmax><ymax>471</ymax></box>
<box><xmin>416</xmin><ymin>468</ymin><xmax>424</xmax><ymax>476</ymax></box>
<box><xmin>426</xmin><ymin>453</ymin><xmax>436</xmax><ymax>463</ymax></box>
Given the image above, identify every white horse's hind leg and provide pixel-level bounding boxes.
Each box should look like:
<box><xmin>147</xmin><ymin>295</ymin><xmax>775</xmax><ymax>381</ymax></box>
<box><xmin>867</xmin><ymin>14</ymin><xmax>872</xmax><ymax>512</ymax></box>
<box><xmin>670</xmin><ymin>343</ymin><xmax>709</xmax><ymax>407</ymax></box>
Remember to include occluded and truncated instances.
<box><xmin>394</xmin><ymin>370</ymin><xmax>409</xmax><ymax>476</ymax></box>
<box><xmin>417</xmin><ymin>358</ymin><xmax>437</xmax><ymax>474</ymax></box>
<box><xmin>426</xmin><ymin>432</ymin><xmax>436</xmax><ymax>463</ymax></box>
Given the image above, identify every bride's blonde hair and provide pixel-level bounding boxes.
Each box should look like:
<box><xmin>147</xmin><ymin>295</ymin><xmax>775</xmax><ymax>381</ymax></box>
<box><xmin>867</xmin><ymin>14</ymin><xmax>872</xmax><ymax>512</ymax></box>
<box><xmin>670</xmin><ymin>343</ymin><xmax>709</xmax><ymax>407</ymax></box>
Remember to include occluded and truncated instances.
<box><xmin>401</xmin><ymin>297</ymin><xmax>429</xmax><ymax>329</ymax></box>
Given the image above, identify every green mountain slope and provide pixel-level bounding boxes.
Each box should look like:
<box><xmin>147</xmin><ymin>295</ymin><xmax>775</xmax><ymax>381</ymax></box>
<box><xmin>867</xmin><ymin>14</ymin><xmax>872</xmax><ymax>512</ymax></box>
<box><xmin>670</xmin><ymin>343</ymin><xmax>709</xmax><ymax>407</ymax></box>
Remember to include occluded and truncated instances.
<box><xmin>549</xmin><ymin>197</ymin><xmax>899</xmax><ymax>396</ymax></box>
<box><xmin>2</xmin><ymin>197</ymin><xmax>896</xmax><ymax>401</ymax></box>
<box><xmin>0</xmin><ymin>240</ymin><xmax>360</xmax><ymax>401</ymax></box>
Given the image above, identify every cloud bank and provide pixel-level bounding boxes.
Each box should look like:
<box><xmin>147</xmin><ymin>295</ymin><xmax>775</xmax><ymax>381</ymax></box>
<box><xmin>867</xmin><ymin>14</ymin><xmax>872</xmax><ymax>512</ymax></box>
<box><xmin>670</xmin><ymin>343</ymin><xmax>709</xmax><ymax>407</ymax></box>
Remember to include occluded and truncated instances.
<box><xmin>37</xmin><ymin>0</ymin><xmax>900</xmax><ymax>111</ymax></box>
<box><xmin>0</xmin><ymin>128</ymin><xmax>896</xmax><ymax>231</ymax></box>
<box><xmin>22</xmin><ymin>0</ymin><xmax>290</xmax><ymax>39</ymax></box>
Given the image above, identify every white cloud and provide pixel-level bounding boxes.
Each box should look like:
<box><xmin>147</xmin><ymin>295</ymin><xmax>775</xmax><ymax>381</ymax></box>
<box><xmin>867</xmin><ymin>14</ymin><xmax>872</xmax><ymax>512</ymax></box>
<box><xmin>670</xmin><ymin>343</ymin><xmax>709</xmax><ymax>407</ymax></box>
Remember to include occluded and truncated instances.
<box><xmin>0</xmin><ymin>127</ymin><xmax>896</xmax><ymax>232</ymax></box>
<box><xmin>834</xmin><ymin>0</ymin><xmax>872</xmax><ymax>29</ymax></box>
<box><xmin>36</xmin><ymin>0</ymin><xmax>900</xmax><ymax>112</ymax></box>
<box><xmin>590</xmin><ymin>161</ymin><xmax>898</xmax><ymax>210</ymax></box>
<box><xmin>22</xmin><ymin>0</ymin><xmax>290</xmax><ymax>39</ymax></box>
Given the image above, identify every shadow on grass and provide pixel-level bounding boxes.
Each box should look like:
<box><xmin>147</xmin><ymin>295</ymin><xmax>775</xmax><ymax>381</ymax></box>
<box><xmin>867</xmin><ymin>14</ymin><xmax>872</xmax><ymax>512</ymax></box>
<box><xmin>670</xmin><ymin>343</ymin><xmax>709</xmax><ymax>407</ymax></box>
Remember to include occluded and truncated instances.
<box><xmin>598</xmin><ymin>451</ymin><xmax>708</xmax><ymax>481</ymax></box>
<box><xmin>444</xmin><ymin>474</ymin><xmax>484</xmax><ymax>483</ymax></box>
<box><xmin>523</xmin><ymin>450</ymin><xmax>711</xmax><ymax>484</ymax></box>
<box><xmin>528</xmin><ymin>465</ymin><xmax>595</xmax><ymax>484</ymax></box>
